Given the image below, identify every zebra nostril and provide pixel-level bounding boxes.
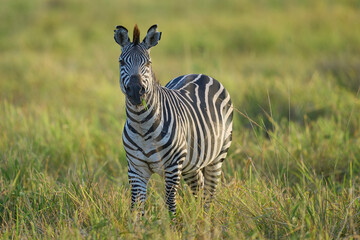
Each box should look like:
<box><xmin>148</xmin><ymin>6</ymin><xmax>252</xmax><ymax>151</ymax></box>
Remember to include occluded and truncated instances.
<box><xmin>125</xmin><ymin>85</ymin><xmax>130</xmax><ymax>93</ymax></box>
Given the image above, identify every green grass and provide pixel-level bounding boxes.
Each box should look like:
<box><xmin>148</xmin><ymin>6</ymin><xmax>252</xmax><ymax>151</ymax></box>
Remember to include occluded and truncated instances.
<box><xmin>1</xmin><ymin>0</ymin><xmax>360</xmax><ymax>238</ymax></box>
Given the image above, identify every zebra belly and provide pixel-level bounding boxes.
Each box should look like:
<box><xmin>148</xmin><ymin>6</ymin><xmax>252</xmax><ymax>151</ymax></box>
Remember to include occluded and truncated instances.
<box><xmin>182</xmin><ymin>133</ymin><xmax>224</xmax><ymax>173</ymax></box>
<box><xmin>181</xmin><ymin>105</ymin><xmax>226</xmax><ymax>173</ymax></box>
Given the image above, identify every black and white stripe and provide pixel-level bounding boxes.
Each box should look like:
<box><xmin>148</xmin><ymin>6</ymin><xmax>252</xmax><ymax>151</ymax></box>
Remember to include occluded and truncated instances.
<box><xmin>114</xmin><ymin>25</ymin><xmax>233</xmax><ymax>214</ymax></box>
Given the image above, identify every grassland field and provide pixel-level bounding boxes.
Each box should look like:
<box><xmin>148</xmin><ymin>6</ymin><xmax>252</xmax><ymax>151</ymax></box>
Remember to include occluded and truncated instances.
<box><xmin>1</xmin><ymin>0</ymin><xmax>360</xmax><ymax>239</ymax></box>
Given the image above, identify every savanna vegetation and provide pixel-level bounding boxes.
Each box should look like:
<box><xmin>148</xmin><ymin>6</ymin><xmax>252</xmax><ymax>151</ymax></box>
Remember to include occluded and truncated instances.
<box><xmin>1</xmin><ymin>0</ymin><xmax>360</xmax><ymax>238</ymax></box>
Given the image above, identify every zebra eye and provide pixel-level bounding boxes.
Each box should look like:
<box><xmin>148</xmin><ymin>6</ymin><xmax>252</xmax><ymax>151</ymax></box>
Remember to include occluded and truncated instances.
<box><xmin>119</xmin><ymin>59</ymin><xmax>125</xmax><ymax>65</ymax></box>
<box><xmin>146</xmin><ymin>60</ymin><xmax>151</xmax><ymax>66</ymax></box>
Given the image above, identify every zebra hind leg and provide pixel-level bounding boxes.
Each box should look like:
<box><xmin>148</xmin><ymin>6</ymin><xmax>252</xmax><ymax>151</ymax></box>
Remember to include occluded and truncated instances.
<box><xmin>203</xmin><ymin>150</ymin><xmax>229</xmax><ymax>207</ymax></box>
<box><xmin>203</xmin><ymin>127</ymin><xmax>232</xmax><ymax>208</ymax></box>
<box><xmin>182</xmin><ymin>169</ymin><xmax>204</xmax><ymax>198</ymax></box>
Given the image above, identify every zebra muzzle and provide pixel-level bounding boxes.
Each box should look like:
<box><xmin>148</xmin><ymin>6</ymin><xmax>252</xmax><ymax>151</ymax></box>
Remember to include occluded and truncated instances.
<box><xmin>126</xmin><ymin>75</ymin><xmax>145</xmax><ymax>105</ymax></box>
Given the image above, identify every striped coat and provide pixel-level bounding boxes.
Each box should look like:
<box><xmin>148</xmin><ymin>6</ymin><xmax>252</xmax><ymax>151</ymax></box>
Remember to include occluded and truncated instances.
<box><xmin>114</xmin><ymin>24</ymin><xmax>233</xmax><ymax>214</ymax></box>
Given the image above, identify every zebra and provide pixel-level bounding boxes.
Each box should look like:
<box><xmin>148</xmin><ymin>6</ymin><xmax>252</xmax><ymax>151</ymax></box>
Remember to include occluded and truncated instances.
<box><xmin>114</xmin><ymin>24</ymin><xmax>233</xmax><ymax>214</ymax></box>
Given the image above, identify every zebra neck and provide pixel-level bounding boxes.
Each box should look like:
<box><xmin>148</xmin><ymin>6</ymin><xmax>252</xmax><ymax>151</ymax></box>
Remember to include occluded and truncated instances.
<box><xmin>125</xmin><ymin>85</ymin><xmax>163</xmax><ymax>136</ymax></box>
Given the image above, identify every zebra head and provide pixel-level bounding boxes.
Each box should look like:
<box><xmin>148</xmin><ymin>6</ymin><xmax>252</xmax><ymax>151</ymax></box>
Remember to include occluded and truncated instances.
<box><xmin>114</xmin><ymin>24</ymin><xmax>162</xmax><ymax>106</ymax></box>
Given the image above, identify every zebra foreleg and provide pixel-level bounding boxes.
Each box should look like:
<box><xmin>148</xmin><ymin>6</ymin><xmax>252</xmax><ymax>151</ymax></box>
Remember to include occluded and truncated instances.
<box><xmin>164</xmin><ymin>165</ymin><xmax>182</xmax><ymax>215</ymax></box>
<box><xmin>128</xmin><ymin>168</ymin><xmax>150</xmax><ymax>214</ymax></box>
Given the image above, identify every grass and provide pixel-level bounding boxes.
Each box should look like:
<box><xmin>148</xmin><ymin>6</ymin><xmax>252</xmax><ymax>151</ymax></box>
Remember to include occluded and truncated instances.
<box><xmin>1</xmin><ymin>0</ymin><xmax>360</xmax><ymax>238</ymax></box>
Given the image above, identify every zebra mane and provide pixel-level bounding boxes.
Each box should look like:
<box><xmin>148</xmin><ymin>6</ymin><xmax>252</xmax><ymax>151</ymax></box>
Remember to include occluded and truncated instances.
<box><xmin>152</xmin><ymin>71</ymin><xmax>160</xmax><ymax>85</ymax></box>
<box><xmin>133</xmin><ymin>24</ymin><xmax>140</xmax><ymax>45</ymax></box>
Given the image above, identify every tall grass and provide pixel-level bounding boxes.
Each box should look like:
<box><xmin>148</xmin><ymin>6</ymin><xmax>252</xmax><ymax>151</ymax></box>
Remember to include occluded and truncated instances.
<box><xmin>1</xmin><ymin>0</ymin><xmax>360</xmax><ymax>238</ymax></box>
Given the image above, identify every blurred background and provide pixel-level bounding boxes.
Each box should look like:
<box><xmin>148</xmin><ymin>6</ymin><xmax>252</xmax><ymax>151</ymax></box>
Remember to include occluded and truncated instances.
<box><xmin>1</xmin><ymin>0</ymin><xmax>360</xmax><ymax>181</ymax></box>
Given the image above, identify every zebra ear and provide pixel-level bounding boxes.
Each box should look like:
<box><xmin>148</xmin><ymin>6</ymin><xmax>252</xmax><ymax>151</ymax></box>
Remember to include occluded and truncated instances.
<box><xmin>114</xmin><ymin>25</ymin><xmax>130</xmax><ymax>48</ymax></box>
<box><xmin>142</xmin><ymin>24</ymin><xmax>162</xmax><ymax>49</ymax></box>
